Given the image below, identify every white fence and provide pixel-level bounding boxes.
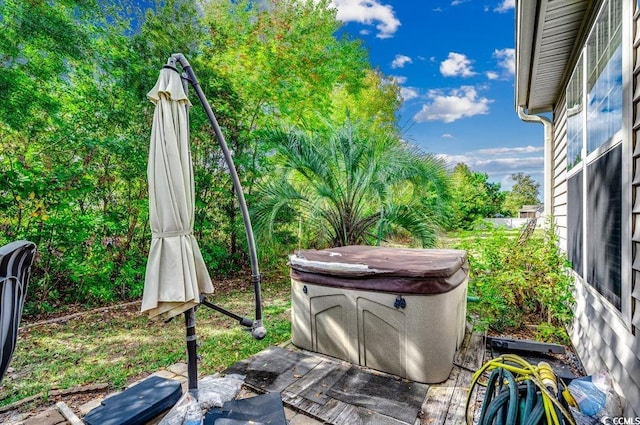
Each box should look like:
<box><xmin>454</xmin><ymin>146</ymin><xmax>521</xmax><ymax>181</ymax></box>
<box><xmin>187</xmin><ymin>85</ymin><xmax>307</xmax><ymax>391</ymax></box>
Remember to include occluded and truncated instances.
<box><xmin>484</xmin><ymin>218</ymin><xmax>541</xmax><ymax>229</ymax></box>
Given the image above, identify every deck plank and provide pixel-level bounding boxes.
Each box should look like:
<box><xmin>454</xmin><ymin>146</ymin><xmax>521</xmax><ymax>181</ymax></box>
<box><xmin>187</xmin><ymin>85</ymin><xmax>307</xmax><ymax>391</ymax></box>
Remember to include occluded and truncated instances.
<box><xmin>289</xmin><ymin>358</ymin><xmax>350</xmax><ymax>404</ymax></box>
<box><xmin>226</xmin><ymin>329</ymin><xmax>487</xmax><ymax>425</ymax></box>
<box><xmin>446</xmin><ymin>332</ymin><xmax>486</xmax><ymax>424</ymax></box>
<box><xmin>225</xmin><ymin>346</ymin><xmax>322</xmax><ymax>393</ymax></box>
<box><xmin>419</xmin><ymin>368</ymin><xmax>459</xmax><ymax>424</ymax></box>
<box><xmin>419</xmin><ymin>330</ymin><xmax>486</xmax><ymax>425</ymax></box>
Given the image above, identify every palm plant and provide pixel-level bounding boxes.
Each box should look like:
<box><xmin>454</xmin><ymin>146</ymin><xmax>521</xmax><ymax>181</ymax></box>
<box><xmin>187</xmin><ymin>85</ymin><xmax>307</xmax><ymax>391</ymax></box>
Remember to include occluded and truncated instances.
<box><xmin>252</xmin><ymin>125</ymin><xmax>450</xmax><ymax>248</ymax></box>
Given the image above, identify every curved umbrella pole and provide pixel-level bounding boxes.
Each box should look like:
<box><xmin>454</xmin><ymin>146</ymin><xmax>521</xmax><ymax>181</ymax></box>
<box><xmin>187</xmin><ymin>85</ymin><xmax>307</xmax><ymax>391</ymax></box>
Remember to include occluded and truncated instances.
<box><xmin>166</xmin><ymin>53</ymin><xmax>266</xmax><ymax>340</ymax></box>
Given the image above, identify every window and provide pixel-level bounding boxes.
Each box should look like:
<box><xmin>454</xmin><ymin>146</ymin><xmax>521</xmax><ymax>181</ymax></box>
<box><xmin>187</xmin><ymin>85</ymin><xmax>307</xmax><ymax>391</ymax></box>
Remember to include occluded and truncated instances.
<box><xmin>567</xmin><ymin>172</ymin><xmax>583</xmax><ymax>276</ymax></box>
<box><xmin>586</xmin><ymin>0</ymin><xmax>623</xmax><ymax>154</ymax></box>
<box><xmin>586</xmin><ymin>146</ymin><xmax>622</xmax><ymax>309</ymax></box>
<box><xmin>566</xmin><ymin>57</ymin><xmax>583</xmax><ymax>170</ymax></box>
<box><xmin>565</xmin><ymin>0</ymin><xmax>623</xmax><ymax>311</ymax></box>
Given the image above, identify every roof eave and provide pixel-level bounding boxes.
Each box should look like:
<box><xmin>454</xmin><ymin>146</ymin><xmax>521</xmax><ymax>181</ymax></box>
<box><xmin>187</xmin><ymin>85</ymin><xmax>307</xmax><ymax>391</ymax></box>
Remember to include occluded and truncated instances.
<box><xmin>515</xmin><ymin>0</ymin><xmax>598</xmax><ymax>114</ymax></box>
<box><xmin>515</xmin><ymin>0</ymin><xmax>539</xmax><ymax>111</ymax></box>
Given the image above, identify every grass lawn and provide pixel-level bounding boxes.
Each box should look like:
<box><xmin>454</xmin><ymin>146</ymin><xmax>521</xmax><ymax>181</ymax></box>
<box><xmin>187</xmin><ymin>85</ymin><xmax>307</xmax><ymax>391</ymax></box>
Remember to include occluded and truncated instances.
<box><xmin>0</xmin><ymin>271</ymin><xmax>292</xmax><ymax>409</ymax></box>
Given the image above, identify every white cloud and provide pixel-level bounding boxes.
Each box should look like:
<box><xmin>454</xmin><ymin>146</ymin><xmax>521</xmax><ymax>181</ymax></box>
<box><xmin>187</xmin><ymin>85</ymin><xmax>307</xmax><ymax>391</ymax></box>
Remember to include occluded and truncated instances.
<box><xmin>438</xmin><ymin>151</ymin><xmax>544</xmax><ymax>189</ymax></box>
<box><xmin>486</xmin><ymin>71</ymin><xmax>499</xmax><ymax>80</ymax></box>
<box><xmin>413</xmin><ymin>86</ymin><xmax>492</xmax><ymax>123</ymax></box>
<box><xmin>391</xmin><ymin>54</ymin><xmax>413</xmax><ymax>69</ymax></box>
<box><xmin>433</xmin><ymin>7</ymin><xmax>443</xmax><ymax>12</ymax></box>
<box><xmin>451</xmin><ymin>0</ymin><xmax>470</xmax><ymax>5</ymax></box>
<box><xmin>400</xmin><ymin>86</ymin><xmax>419</xmax><ymax>102</ymax></box>
<box><xmin>500</xmin><ymin>175</ymin><xmax>517</xmax><ymax>191</ymax></box>
<box><xmin>494</xmin><ymin>0</ymin><xmax>515</xmax><ymax>12</ymax></box>
<box><xmin>390</xmin><ymin>75</ymin><xmax>407</xmax><ymax>84</ymax></box>
<box><xmin>442</xmin><ymin>133</ymin><xmax>455</xmax><ymax>139</ymax></box>
<box><xmin>440</xmin><ymin>52</ymin><xmax>476</xmax><ymax>77</ymax></box>
<box><xmin>390</xmin><ymin>74</ymin><xmax>418</xmax><ymax>102</ymax></box>
<box><xmin>329</xmin><ymin>0</ymin><xmax>400</xmax><ymax>39</ymax></box>
<box><xmin>475</xmin><ymin>146</ymin><xmax>543</xmax><ymax>155</ymax></box>
<box><xmin>442</xmin><ymin>155</ymin><xmax>543</xmax><ymax>171</ymax></box>
<box><xmin>494</xmin><ymin>48</ymin><xmax>515</xmax><ymax>75</ymax></box>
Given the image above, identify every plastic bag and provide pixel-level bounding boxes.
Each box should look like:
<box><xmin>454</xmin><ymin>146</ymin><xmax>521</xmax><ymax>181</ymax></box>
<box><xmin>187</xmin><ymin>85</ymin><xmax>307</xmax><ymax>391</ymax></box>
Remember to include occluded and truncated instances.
<box><xmin>158</xmin><ymin>392</ymin><xmax>203</xmax><ymax>425</ymax></box>
<box><xmin>197</xmin><ymin>374</ymin><xmax>245</xmax><ymax>411</ymax></box>
<box><xmin>568</xmin><ymin>371</ymin><xmax>622</xmax><ymax>419</ymax></box>
<box><xmin>569</xmin><ymin>378</ymin><xmax>606</xmax><ymax>416</ymax></box>
<box><xmin>570</xmin><ymin>406</ymin><xmax>606</xmax><ymax>425</ymax></box>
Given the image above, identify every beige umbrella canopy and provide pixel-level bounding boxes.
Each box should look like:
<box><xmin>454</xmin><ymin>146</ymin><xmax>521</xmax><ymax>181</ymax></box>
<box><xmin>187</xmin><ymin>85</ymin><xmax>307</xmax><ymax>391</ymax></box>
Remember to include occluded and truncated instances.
<box><xmin>142</xmin><ymin>67</ymin><xmax>214</xmax><ymax>320</ymax></box>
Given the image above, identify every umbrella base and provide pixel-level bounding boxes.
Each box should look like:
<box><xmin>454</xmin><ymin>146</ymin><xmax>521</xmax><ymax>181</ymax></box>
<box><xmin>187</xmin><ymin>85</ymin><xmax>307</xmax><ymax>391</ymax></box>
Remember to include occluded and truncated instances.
<box><xmin>84</xmin><ymin>376</ymin><xmax>182</xmax><ymax>425</ymax></box>
<box><xmin>204</xmin><ymin>392</ymin><xmax>287</xmax><ymax>425</ymax></box>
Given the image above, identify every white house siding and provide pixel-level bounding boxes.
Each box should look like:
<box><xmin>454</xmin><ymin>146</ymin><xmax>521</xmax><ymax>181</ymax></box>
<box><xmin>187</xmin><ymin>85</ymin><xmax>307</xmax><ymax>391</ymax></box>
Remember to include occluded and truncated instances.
<box><xmin>559</xmin><ymin>0</ymin><xmax>640</xmax><ymax>415</ymax></box>
<box><xmin>571</xmin><ymin>284</ymin><xmax>640</xmax><ymax>415</ymax></box>
<box><xmin>553</xmin><ymin>97</ymin><xmax>569</xmax><ymax>252</ymax></box>
<box><xmin>632</xmin><ymin>0</ymin><xmax>640</xmax><ymax>354</ymax></box>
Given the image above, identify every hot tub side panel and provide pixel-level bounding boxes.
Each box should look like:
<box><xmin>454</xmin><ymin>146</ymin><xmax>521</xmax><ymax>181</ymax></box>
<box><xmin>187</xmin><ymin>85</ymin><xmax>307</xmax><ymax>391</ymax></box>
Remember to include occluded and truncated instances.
<box><xmin>355</xmin><ymin>282</ymin><xmax>467</xmax><ymax>383</ymax></box>
<box><xmin>290</xmin><ymin>278</ymin><xmax>468</xmax><ymax>383</ymax></box>
<box><xmin>291</xmin><ymin>279</ymin><xmax>358</xmax><ymax>362</ymax></box>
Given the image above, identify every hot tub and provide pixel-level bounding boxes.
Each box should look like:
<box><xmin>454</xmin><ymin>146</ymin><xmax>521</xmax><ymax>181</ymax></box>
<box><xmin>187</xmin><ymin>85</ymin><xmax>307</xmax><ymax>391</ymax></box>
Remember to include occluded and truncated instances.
<box><xmin>289</xmin><ymin>245</ymin><xmax>468</xmax><ymax>383</ymax></box>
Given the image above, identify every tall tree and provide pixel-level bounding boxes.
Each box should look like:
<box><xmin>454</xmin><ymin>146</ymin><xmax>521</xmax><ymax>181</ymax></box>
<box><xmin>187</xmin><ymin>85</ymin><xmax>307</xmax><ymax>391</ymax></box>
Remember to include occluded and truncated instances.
<box><xmin>194</xmin><ymin>0</ymin><xmax>386</xmax><ymax>256</ymax></box>
<box><xmin>448</xmin><ymin>163</ymin><xmax>505</xmax><ymax>229</ymax></box>
<box><xmin>252</xmin><ymin>124</ymin><xmax>450</xmax><ymax>248</ymax></box>
<box><xmin>0</xmin><ymin>0</ymin><xmax>208</xmax><ymax>307</ymax></box>
<box><xmin>201</xmin><ymin>0</ymin><xmax>369</xmax><ymax>132</ymax></box>
<box><xmin>0</xmin><ymin>0</ymin><xmax>409</xmax><ymax>310</ymax></box>
<box><xmin>503</xmin><ymin>172</ymin><xmax>541</xmax><ymax>216</ymax></box>
<box><xmin>330</xmin><ymin>70</ymin><xmax>401</xmax><ymax>136</ymax></box>
<box><xmin>0</xmin><ymin>0</ymin><xmax>97</xmax><ymax>130</ymax></box>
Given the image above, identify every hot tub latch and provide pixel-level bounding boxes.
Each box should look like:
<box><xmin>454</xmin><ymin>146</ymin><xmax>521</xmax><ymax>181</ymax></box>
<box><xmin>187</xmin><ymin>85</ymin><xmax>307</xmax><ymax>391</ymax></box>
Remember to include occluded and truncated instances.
<box><xmin>303</xmin><ymin>285</ymin><xmax>308</xmax><ymax>295</ymax></box>
<box><xmin>394</xmin><ymin>296</ymin><xmax>406</xmax><ymax>309</ymax></box>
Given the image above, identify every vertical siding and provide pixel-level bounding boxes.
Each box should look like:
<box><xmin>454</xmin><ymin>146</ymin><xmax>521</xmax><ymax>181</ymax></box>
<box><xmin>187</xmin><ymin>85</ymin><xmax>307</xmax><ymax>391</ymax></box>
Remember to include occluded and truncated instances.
<box><xmin>566</xmin><ymin>0</ymin><xmax>640</xmax><ymax>415</ymax></box>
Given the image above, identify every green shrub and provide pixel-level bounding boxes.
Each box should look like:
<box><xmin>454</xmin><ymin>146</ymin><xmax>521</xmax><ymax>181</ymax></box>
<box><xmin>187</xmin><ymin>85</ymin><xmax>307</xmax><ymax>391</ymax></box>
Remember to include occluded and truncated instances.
<box><xmin>455</xmin><ymin>219</ymin><xmax>573</xmax><ymax>340</ymax></box>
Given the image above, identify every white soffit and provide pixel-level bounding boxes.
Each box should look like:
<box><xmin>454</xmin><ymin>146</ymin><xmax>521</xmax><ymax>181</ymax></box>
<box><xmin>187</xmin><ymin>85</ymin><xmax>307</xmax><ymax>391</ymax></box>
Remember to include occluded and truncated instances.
<box><xmin>516</xmin><ymin>0</ymin><xmax>594</xmax><ymax>114</ymax></box>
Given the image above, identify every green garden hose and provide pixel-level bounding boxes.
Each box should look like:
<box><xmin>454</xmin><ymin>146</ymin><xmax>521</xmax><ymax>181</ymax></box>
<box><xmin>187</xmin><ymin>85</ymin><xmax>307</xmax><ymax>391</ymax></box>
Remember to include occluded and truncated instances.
<box><xmin>465</xmin><ymin>353</ymin><xmax>576</xmax><ymax>425</ymax></box>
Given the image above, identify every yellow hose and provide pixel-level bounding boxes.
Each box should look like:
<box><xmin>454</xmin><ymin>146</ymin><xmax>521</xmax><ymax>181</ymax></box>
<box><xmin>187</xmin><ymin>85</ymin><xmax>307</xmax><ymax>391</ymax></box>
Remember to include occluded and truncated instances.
<box><xmin>465</xmin><ymin>354</ymin><xmax>576</xmax><ymax>425</ymax></box>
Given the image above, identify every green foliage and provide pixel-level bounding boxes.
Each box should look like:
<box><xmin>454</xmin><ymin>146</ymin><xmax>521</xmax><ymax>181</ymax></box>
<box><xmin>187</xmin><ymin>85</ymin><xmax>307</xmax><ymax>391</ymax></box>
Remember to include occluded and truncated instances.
<box><xmin>454</xmin><ymin>220</ymin><xmax>574</xmax><ymax>340</ymax></box>
<box><xmin>535</xmin><ymin>322</ymin><xmax>570</xmax><ymax>344</ymax></box>
<box><xmin>252</xmin><ymin>123</ymin><xmax>450</xmax><ymax>249</ymax></box>
<box><xmin>330</xmin><ymin>69</ymin><xmax>401</xmax><ymax>135</ymax></box>
<box><xmin>201</xmin><ymin>0</ymin><xmax>369</xmax><ymax>131</ymax></box>
<box><xmin>0</xmin><ymin>0</ymin><xmax>97</xmax><ymax>130</ymax></box>
<box><xmin>503</xmin><ymin>172</ymin><xmax>541</xmax><ymax>216</ymax></box>
<box><xmin>447</xmin><ymin>163</ymin><xmax>505</xmax><ymax>230</ymax></box>
<box><xmin>0</xmin><ymin>0</ymin><xmax>156</xmax><ymax>311</ymax></box>
<box><xmin>0</xmin><ymin>0</ymin><xmax>404</xmax><ymax>311</ymax></box>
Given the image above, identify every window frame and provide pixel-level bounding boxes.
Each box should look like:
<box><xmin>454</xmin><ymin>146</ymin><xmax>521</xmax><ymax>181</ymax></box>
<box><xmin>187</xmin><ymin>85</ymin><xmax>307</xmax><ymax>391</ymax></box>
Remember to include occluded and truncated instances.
<box><xmin>564</xmin><ymin>0</ymin><xmax>631</xmax><ymax>323</ymax></box>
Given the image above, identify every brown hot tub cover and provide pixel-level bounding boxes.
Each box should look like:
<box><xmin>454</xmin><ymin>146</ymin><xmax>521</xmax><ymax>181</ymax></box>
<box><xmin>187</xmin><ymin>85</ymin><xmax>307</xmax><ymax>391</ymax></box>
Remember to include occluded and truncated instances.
<box><xmin>289</xmin><ymin>245</ymin><xmax>468</xmax><ymax>295</ymax></box>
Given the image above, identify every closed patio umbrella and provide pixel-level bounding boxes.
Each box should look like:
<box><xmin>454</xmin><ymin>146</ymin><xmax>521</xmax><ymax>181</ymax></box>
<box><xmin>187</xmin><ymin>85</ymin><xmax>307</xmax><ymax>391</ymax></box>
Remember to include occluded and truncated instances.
<box><xmin>142</xmin><ymin>66</ymin><xmax>214</xmax><ymax>321</ymax></box>
<box><xmin>142</xmin><ymin>55</ymin><xmax>265</xmax><ymax>399</ymax></box>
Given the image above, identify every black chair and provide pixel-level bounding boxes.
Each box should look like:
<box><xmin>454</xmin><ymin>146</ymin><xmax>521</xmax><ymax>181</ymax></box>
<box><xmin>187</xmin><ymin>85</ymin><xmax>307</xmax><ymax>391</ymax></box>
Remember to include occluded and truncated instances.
<box><xmin>0</xmin><ymin>240</ymin><xmax>36</xmax><ymax>383</ymax></box>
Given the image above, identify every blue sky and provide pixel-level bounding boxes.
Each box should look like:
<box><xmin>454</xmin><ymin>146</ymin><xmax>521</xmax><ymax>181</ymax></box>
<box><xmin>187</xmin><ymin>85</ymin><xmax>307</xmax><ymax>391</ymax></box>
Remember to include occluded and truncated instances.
<box><xmin>329</xmin><ymin>0</ymin><xmax>544</xmax><ymax>192</ymax></box>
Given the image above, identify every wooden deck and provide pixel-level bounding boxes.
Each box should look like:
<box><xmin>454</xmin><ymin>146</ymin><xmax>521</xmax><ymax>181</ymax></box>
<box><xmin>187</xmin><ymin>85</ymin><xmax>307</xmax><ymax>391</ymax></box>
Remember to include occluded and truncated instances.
<box><xmin>225</xmin><ymin>328</ymin><xmax>486</xmax><ymax>425</ymax></box>
<box><xmin>421</xmin><ymin>331</ymin><xmax>486</xmax><ymax>424</ymax></box>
